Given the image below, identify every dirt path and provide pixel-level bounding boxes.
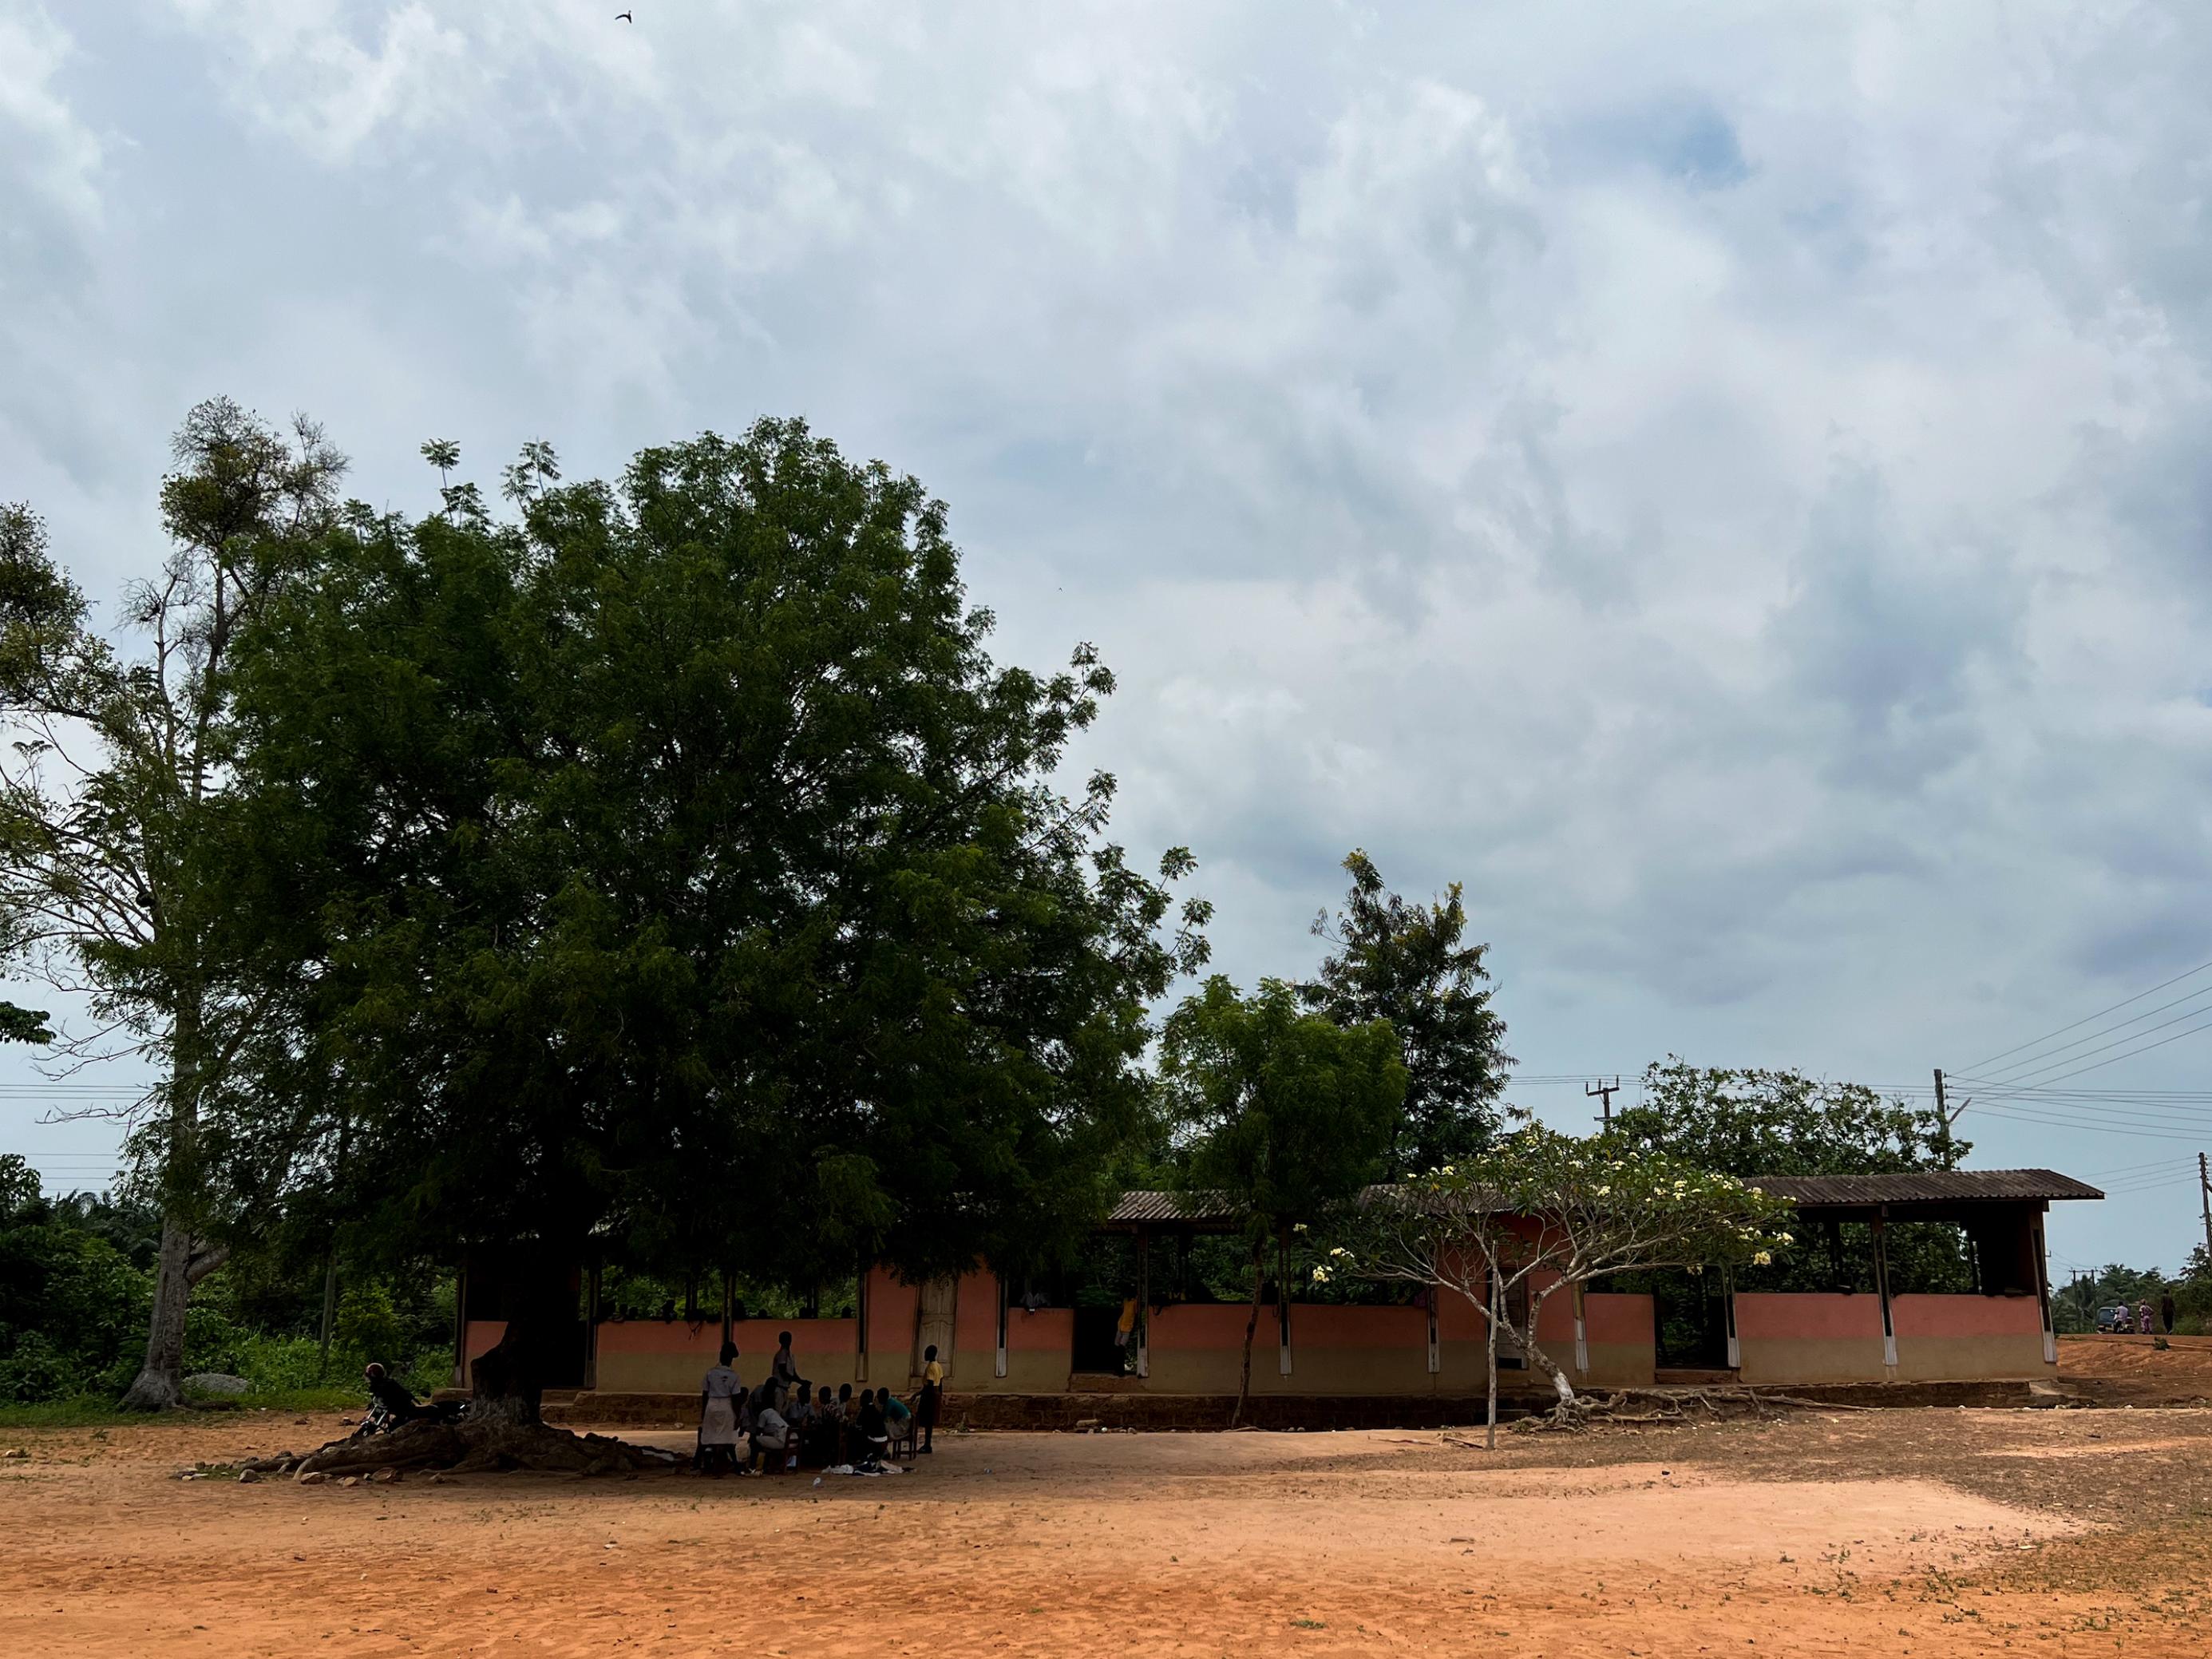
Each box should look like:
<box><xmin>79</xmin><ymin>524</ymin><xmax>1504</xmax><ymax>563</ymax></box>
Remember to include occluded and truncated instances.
<box><xmin>4</xmin><ymin>1408</ymin><xmax>2210</xmax><ymax>1656</ymax></box>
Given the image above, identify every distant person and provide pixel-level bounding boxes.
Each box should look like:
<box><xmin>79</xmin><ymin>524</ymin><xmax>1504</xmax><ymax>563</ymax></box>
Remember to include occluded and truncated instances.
<box><xmin>2137</xmin><ymin>1301</ymin><xmax>2153</xmax><ymax>1334</ymax></box>
<box><xmin>2161</xmin><ymin>1292</ymin><xmax>2177</xmax><ymax>1335</ymax></box>
<box><xmin>797</xmin><ymin>1387</ymin><xmax>837</xmax><ymax>1467</ymax></box>
<box><xmin>698</xmin><ymin>1341</ymin><xmax>743</xmax><ymax>1476</ymax></box>
<box><xmin>362</xmin><ymin>1362</ymin><xmax>426</xmax><ymax>1429</ymax></box>
<box><xmin>883</xmin><ymin>1386</ymin><xmax>913</xmax><ymax>1455</ymax></box>
<box><xmin>856</xmin><ymin>1388</ymin><xmax>890</xmax><ymax>1466</ymax></box>
<box><xmin>751</xmin><ymin>1384</ymin><xmax>792</xmax><ymax>1473</ymax></box>
<box><xmin>773</xmin><ymin>1330</ymin><xmax>801</xmax><ymax>1392</ymax></box>
<box><xmin>916</xmin><ymin>1342</ymin><xmax>944</xmax><ymax>1455</ymax></box>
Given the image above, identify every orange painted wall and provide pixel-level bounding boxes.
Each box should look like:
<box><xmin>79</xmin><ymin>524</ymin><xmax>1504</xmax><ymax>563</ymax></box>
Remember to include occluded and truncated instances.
<box><xmin>1583</xmin><ymin>1293</ymin><xmax>1653</xmax><ymax>1345</ymax></box>
<box><xmin>863</xmin><ymin>1266</ymin><xmax>919</xmax><ymax>1368</ymax></box>
<box><xmin>1733</xmin><ymin>1293</ymin><xmax>1883</xmax><ymax>1340</ymax></box>
<box><xmin>1436</xmin><ymin>1287</ymin><xmax>1486</xmax><ymax>1341</ymax></box>
<box><xmin>1889</xmin><ymin>1294</ymin><xmax>2042</xmax><ymax>1340</ymax></box>
<box><xmin>1146</xmin><ymin>1302</ymin><xmax>1292</xmax><ymax>1351</ymax></box>
<box><xmin>953</xmin><ymin>1271</ymin><xmax>1000</xmax><ymax>1353</ymax></box>
<box><xmin>1280</xmin><ymin>1304</ymin><xmax>1428</xmax><ymax>1348</ymax></box>
<box><xmin>1533</xmin><ymin>1276</ymin><xmax>1575</xmax><ymax>1344</ymax></box>
<box><xmin>1007</xmin><ymin>1308</ymin><xmax>1073</xmax><ymax>1353</ymax></box>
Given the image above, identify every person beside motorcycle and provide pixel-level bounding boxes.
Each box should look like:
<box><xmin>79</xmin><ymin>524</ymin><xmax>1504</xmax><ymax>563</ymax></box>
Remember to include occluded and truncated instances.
<box><xmin>363</xmin><ymin>1362</ymin><xmax>429</xmax><ymax>1428</ymax></box>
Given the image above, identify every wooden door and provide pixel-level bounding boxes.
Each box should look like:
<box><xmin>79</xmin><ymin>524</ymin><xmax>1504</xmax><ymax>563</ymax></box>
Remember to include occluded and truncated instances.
<box><xmin>912</xmin><ymin>1276</ymin><xmax>957</xmax><ymax>1379</ymax></box>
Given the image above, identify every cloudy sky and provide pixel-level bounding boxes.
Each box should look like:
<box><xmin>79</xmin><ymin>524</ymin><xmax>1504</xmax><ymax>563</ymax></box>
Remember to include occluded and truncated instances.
<box><xmin>5</xmin><ymin>0</ymin><xmax>2211</xmax><ymax>1273</ymax></box>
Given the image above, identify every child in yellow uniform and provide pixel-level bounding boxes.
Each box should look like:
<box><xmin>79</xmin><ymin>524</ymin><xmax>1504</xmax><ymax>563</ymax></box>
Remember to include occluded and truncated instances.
<box><xmin>916</xmin><ymin>1343</ymin><xmax>944</xmax><ymax>1454</ymax></box>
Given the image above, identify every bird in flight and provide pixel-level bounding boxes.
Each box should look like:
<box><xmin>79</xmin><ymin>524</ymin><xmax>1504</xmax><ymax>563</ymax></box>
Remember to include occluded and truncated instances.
<box><xmin>616</xmin><ymin>9</ymin><xmax>633</xmax><ymax>19</ymax></box>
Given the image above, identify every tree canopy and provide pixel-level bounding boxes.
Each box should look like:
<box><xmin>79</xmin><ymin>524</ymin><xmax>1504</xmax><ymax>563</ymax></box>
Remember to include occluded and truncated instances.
<box><xmin>1328</xmin><ymin>1123</ymin><xmax>1795</xmax><ymax>1437</ymax></box>
<box><xmin>219</xmin><ymin>418</ymin><xmax>1210</xmax><ymax>1416</ymax></box>
<box><xmin>1160</xmin><ymin>973</ymin><xmax>1404</xmax><ymax>1419</ymax></box>
<box><xmin>1302</xmin><ymin>849</ymin><xmax>1510</xmax><ymax>1177</ymax></box>
<box><xmin>1613</xmin><ymin>1059</ymin><xmax>1965</xmax><ymax>1177</ymax></box>
<box><xmin>0</xmin><ymin>400</ymin><xmax>347</xmax><ymax>1408</ymax></box>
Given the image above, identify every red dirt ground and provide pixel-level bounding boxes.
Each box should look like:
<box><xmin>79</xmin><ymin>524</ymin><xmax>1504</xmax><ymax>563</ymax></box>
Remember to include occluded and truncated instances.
<box><xmin>6</xmin><ymin>1347</ymin><xmax>2212</xmax><ymax>1657</ymax></box>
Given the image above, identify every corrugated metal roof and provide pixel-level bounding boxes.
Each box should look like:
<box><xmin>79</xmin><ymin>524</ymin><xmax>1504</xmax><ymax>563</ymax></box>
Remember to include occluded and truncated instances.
<box><xmin>1743</xmin><ymin>1169</ymin><xmax>2103</xmax><ymax>1206</ymax></box>
<box><xmin>1105</xmin><ymin>1190</ymin><xmax>1234</xmax><ymax>1225</ymax></box>
<box><xmin>1104</xmin><ymin>1169</ymin><xmax>2102</xmax><ymax>1225</ymax></box>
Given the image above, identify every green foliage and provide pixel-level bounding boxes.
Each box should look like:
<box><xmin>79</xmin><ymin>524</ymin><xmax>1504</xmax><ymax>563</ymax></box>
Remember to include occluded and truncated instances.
<box><xmin>0</xmin><ymin>1155</ymin><xmax>152</xmax><ymax>1402</ymax></box>
<box><xmin>2053</xmin><ymin>1261</ymin><xmax>2190</xmax><ymax>1334</ymax></box>
<box><xmin>1616</xmin><ymin>1059</ymin><xmax>1965</xmax><ymax>1175</ymax></box>
<box><xmin>1161</xmin><ymin>976</ymin><xmax>1407</xmax><ymax>1250</ymax></box>
<box><xmin>1160</xmin><ymin>975</ymin><xmax>1403</xmax><ymax>1415</ymax></box>
<box><xmin>1328</xmin><ymin>1123</ymin><xmax>1797</xmax><ymax>1404</ymax></box>
<box><xmin>0</xmin><ymin>1000</ymin><xmax>50</xmax><ymax>1043</ymax></box>
<box><xmin>2</xmin><ymin>402</ymin><xmax>351</xmax><ymax>1408</ymax></box>
<box><xmin>1302</xmin><ymin>850</ymin><xmax>1510</xmax><ymax>1177</ymax></box>
<box><xmin>0</xmin><ymin>1152</ymin><xmax>457</xmax><ymax>1404</ymax></box>
<box><xmin>217</xmin><ymin>418</ymin><xmax>1211</xmax><ymax>1343</ymax></box>
<box><xmin>1616</xmin><ymin>1059</ymin><xmax>1974</xmax><ymax>1296</ymax></box>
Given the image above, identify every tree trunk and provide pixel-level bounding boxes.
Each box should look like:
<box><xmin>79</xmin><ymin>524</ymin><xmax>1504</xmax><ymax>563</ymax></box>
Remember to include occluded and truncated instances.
<box><xmin>121</xmin><ymin>1006</ymin><xmax>206</xmax><ymax>1412</ymax></box>
<box><xmin>466</xmin><ymin>1257</ymin><xmax>578</xmax><ymax>1427</ymax></box>
<box><xmin>468</xmin><ymin>1324</ymin><xmax>548</xmax><ymax>1428</ymax></box>
<box><xmin>1232</xmin><ymin>1238</ymin><xmax>1263</xmax><ymax>1429</ymax></box>
<box><xmin>1484</xmin><ymin>1266</ymin><xmax>1499</xmax><ymax>1451</ymax></box>
<box><xmin>118</xmin><ymin>1213</ymin><xmax>194</xmax><ymax>1411</ymax></box>
<box><xmin>1521</xmin><ymin>1317</ymin><xmax>1578</xmax><ymax>1420</ymax></box>
<box><xmin>317</xmin><ymin>1249</ymin><xmax>339</xmax><ymax>1381</ymax></box>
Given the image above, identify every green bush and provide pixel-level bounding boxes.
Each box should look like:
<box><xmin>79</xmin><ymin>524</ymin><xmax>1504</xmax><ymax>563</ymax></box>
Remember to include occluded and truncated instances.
<box><xmin>333</xmin><ymin>1282</ymin><xmax>414</xmax><ymax>1366</ymax></box>
<box><xmin>0</xmin><ymin>1164</ymin><xmax>152</xmax><ymax>1402</ymax></box>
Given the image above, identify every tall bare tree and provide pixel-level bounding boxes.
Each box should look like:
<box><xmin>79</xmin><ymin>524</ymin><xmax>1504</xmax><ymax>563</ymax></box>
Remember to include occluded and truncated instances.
<box><xmin>0</xmin><ymin>399</ymin><xmax>344</xmax><ymax>1408</ymax></box>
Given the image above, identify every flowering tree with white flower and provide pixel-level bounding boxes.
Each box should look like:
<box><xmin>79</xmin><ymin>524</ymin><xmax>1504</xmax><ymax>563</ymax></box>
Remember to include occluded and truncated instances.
<box><xmin>1321</xmin><ymin>1122</ymin><xmax>1797</xmax><ymax>1444</ymax></box>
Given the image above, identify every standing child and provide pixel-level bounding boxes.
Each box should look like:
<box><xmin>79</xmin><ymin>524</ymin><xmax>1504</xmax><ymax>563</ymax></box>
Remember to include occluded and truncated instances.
<box><xmin>916</xmin><ymin>1342</ymin><xmax>944</xmax><ymax>1455</ymax></box>
<box><xmin>698</xmin><ymin>1341</ymin><xmax>743</xmax><ymax>1476</ymax></box>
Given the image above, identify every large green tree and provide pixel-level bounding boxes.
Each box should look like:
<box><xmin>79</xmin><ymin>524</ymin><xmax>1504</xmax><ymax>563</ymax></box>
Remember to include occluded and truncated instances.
<box><xmin>1302</xmin><ymin>849</ymin><xmax>1511</xmax><ymax>1178</ymax></box>
<box><xmin>0</xmin><ymin>402</ymin><xmax>346</xmax><ymax>1409</ymax></box>
<box><xmin>1161</xmin><ymin>975</ymin><xmax>1404</xmax><ymax>1423</ymax></box>
<box><xmin>1613</xmin><ymin>1059</ymin><xmax>1965</xmax><ymax>1176</ymax></box>
<box><xmin>222</xmin><ymin>418</ymin><xmax>1210</xmax><ymax>1431</ymax></box>
<box><xmin>1614</xmin><ymin>1059</ymin><xmax>1971</xmax><ymax>1296</ymax></box>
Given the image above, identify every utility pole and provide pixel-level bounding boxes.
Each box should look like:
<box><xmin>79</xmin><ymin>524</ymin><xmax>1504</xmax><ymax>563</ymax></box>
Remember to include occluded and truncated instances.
<box><xmin>1932</xmin><ymin>1068</ymin><xmax>1969</xmax><ymax>1167</ymax></box>
<box><xmin>2199</xmin><ymin>1151</ymin><xmax>2211</xmax><ymax>1269</ymax></box>
<box><xmin>1587</xmin><ymin>1076</ymin><xmax>1621</xmax><ymax>1131</ymax></box>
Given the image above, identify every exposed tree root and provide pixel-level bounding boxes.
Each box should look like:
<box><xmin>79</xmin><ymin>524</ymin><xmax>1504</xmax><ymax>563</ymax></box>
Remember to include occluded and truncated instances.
<box><xmin>1511</xmin><ymin>1386</ymin><xmax>1868</xmax><ymax>1433</ymax></box>
<box><xmin>290</xmin><ymin>1419</ymin><xmax>683</xmax><ymax>1480</ymax></box>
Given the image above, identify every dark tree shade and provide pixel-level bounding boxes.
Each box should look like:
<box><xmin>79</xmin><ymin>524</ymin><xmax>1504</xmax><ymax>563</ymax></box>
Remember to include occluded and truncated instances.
<box><xmin>1302</xmin><ymin>849</ymin><xmax>1511</xmax><ymax>1178</ymax></box>
<box><xmin>220</xmin><ymin>419</ymin><xmax>1209</xmax><ymax>1420</ymax></box>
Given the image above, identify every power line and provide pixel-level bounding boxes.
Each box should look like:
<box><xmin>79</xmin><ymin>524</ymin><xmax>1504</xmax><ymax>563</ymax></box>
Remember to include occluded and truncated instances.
<box><xmin>2082</xmin><ymin>1155</ymin><xmax>2198</xmax><ymax>1178</ymax></box>
<box><xmin>1959</xmin><ymin>1004</ymin><xmax>2212</xmax><ymax>1094</ymax></box>
<box><xmin>1970</xmin><ymin>982</ymin><xmax>2212</xmax><ymax>1086</ymax></box>
<box><xmin>1966</xmin><ymin>954</ymin><xmax>2212</xmax><ymax>1072</ymax></box>
<box><xmin>1963</xmin><ymin>1103</ymin><xmax>2210</xmax><ymax>1142</ymax></box>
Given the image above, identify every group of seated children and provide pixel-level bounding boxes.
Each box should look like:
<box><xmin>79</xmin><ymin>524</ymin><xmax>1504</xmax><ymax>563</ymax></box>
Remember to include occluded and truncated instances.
<box><xmin>698</xmin><ymin>1332</ymin><xmax>940</xmax><ymax>1476</ymax></box>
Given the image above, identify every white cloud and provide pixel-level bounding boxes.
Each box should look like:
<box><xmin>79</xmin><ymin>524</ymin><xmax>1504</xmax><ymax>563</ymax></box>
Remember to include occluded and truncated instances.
<box><xmin>8</xmin><ymin>1</ymin><xmax>2212</xmax><ymax>1262</ymax></box>
<box><xmin>0</xmin><ymin>5</ymin><xmax>103</xmax><ymax>220</ymax></box>
<box><xmin>166</xmin><ymin>0</ymin><xmax>477</xmax><ymax>164</ymax></box>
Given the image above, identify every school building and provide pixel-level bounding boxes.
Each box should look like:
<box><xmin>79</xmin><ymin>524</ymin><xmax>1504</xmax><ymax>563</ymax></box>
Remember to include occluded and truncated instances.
<box><xmin>455</xmin><ymin>1168</ymin><xmax>2099</xmax><ymax>1413</ymax></box>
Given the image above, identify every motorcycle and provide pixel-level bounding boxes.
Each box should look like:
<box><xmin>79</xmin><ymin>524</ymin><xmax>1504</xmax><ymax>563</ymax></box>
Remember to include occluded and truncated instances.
<box><xmin>349</xmin><ymin>1395</ymin><xmax>467</xmax><ymax>1439</ymax></box>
